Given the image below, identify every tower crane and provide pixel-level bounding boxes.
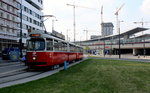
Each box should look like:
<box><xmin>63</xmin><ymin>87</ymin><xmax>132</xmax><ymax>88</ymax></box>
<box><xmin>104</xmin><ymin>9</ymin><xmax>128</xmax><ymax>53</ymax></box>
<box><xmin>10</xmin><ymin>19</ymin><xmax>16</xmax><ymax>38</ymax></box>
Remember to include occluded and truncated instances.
<box><xmin>133</xmin><ymin>19</ymin><xmax>150</xmax><ymax>27</ymax></box>
<box><xmin>115</xmin><ymin>3</ymin><xmax>125</xmax><ymax>33</ymax></box>
<box><xmin>114</xmin><ymin>3</ymin><xmax>125</xmax><ymax>59</ymax></box>
<box><xmin>133</xmin><ymin>19</ymin><xmax>150</xmax><ymax>34</ymax></box>
<box><xmin>66</xmin><ymin>3</ymin><xmax>97</xmax><ymax>42</ymax></box>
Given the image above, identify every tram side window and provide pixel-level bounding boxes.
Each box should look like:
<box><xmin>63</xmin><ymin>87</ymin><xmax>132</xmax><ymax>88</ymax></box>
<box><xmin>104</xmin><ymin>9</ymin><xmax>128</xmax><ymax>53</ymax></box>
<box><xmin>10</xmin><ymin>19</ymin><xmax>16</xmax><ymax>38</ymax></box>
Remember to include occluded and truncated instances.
<box><xmin>80</xmin><ymin>48</ymin><xmax>83</xmax><ymax>53</ymax></box>
<box><xmin>69</xmin><ymin>44</ymin><xmax>72</xmax><ymax>52</ymax></box>
<box><xmin>58</xmin><ymin>41</ymin><xmax>63</xmax><ymax>51</ymax></box>
<box><xmin>47</xmin><ymin>39</ymin><xmax>53</xmax><ymax>51</ymax></box>
<box><xmin>62</xmin><ymin>42</ymin><xmax>67</xmax><ymax>52</ymax></box>
<box><xmin>70</xmin><ymin>44</ymin><xmax>75</xmax><ymax>52</ymax></box>
<box><xmin>77</xmin><ymin>47</ymin><xmax>80</xmax><ymax>52</ymax></box>
<box><xmin>54</xmin><ymin>40</ymin><xmax>59</xmax><ymax>51</ymax></box>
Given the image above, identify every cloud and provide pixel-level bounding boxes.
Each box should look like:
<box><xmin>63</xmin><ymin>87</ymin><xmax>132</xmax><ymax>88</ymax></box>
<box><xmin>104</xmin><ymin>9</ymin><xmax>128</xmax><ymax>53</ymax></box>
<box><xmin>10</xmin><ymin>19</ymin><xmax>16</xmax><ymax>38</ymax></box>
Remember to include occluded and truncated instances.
<box><xmin>141</xmin><ymin>0</ymin><xmax>150</xmax><ymax>15</ymax></box>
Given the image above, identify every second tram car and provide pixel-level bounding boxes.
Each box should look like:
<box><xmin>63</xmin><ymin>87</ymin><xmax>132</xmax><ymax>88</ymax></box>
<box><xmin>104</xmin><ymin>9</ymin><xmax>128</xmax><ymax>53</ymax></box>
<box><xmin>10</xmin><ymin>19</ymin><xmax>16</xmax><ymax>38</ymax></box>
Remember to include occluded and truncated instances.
<box><xmin>26</xmin><ymin>30</ymin><xmax>83</xmax><ymax>68</ymax></box>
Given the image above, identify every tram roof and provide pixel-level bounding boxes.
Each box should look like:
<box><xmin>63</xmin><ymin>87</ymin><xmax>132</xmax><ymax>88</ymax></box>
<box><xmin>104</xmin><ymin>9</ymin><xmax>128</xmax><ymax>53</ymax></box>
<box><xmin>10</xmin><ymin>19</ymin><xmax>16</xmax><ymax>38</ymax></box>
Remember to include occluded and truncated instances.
<box><xmin>28</xmin><ymin>30</ymin><xmax>82</xmax><ymax>48</ymax></box>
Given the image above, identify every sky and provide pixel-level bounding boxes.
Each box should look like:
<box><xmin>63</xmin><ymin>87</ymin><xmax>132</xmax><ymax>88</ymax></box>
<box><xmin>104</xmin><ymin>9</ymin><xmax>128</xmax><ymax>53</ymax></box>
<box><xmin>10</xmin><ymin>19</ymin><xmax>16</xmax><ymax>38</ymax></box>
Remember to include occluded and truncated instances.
<box><xmin>42</xmin><ymin>0</ymin><xmax>150</xmax><ymax>41</ymax></box>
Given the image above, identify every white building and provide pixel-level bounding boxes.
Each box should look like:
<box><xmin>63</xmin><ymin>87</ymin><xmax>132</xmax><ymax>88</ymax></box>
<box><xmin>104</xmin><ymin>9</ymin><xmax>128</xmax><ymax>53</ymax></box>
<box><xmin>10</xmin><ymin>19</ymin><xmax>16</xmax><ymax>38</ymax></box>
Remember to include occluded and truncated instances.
<box><xmin>0</xmin><ymin>0</ymin><xmax>43</xmax><ymax>55</ymax></box>
<box><xmin>17</xmin><ymin>0</ymin><xmax>43</xmax><ymax>45</ymax></box>
<box><xmin>0</xmin><ymin>0</ymin><xmax>19</xmax><ymax>54</ymax></box>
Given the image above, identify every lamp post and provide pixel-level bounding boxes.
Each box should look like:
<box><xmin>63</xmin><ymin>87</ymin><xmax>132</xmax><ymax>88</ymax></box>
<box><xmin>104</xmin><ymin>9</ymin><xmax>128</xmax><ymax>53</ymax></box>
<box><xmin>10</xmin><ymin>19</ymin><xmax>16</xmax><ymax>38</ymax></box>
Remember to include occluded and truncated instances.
<box><xmin>66</xmin><ymin>29</ymin><xmax>70</xmax><ymax>41</ymax></box>
<box><xmin>52</xmin><ymin>19</ymin><xmax>58</xmax><ymax>31</ymax></box>
<box><xmin>118</xmin><ymin>20</ymin><xmax>123</xmax><ymax>59</ymax></box>
<box><xmin>19</xmin><ymin>0</ymin><xmax>23</xmax><ymax>58</ymax></box>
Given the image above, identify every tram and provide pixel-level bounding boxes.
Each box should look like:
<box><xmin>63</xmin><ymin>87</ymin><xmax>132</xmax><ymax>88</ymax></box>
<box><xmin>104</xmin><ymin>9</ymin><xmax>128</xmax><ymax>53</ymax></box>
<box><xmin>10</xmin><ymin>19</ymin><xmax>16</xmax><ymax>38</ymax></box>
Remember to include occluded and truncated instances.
<box><xmin>26</xmin><ymin>30</ymin><xmax>83</xmax><ymax>68</ymax></box>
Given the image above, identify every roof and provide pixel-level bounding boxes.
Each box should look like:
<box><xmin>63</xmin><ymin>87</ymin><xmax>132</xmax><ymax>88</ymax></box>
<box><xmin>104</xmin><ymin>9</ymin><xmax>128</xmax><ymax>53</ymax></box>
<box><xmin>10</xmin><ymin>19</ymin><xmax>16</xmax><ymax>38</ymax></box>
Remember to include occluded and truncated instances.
<box><xmin>100</xmin><ymin>27</ymin><xmax>149</xmax><ymax>40</ymax></box>
<box><xmin>76</xmin><ymin>27</ymin><xmax>149</xmax><ymax>43</ymax></box>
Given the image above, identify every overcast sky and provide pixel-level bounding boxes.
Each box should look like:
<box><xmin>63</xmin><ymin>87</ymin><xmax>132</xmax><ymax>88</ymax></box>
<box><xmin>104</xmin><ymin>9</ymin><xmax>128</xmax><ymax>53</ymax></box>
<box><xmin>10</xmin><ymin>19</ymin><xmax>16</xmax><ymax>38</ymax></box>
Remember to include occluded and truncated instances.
<box><xmin>43</xmin><ymin>0</ymin><xmax>150</xmax><ymax>41</ymax></box>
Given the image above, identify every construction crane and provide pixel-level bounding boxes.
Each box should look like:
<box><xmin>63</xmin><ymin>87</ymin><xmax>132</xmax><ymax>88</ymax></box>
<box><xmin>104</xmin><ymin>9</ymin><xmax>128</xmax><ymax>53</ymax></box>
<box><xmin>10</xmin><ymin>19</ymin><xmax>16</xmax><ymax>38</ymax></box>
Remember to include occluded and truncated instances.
<box><xmin>114</xmin><ymin>3</ymin><xmax>125</xmax><ymax>59</ymax></box>
<box><xmin>115</xmin><ymin>3</ymin><xmax>125</xmax><ymax>33</ymax></box>
<box><xmin>133</xmin><ymin>19</ymin><xmax>150</xmax><ymax>28</ymax></box>
<box><xmin>83</xmin><ymin>29</ymin><xmax>88</xmax><ymax>40</ymax></box>
<box><xmin>66</xmin><ymin>3</ymin><xmax>97</xmax><ymax>42</ymax></box>
<box><xmin>101</xmin><ymin>6</ymin><xmax>103</xmax><ymax>23</ymax></box>
<box><xmin>134</xmin><ymin>19</ymin><xmax>150</xmax><ymax>35</ymax></box>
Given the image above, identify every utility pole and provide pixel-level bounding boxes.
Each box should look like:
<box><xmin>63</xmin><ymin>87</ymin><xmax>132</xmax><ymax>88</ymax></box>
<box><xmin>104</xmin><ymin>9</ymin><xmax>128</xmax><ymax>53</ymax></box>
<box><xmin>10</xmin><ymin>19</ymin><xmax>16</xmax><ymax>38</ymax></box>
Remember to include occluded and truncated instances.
<box><xmin>115</xmin><ymin>3</ymin><xmax>125</xmax><ymax>59</ymax></box>
<box><xmin>67</xmin><ymin>2</ymin><xmax>76</xmax><ymax>42</ymax></box>
<box><xmin>20</xmin><ymin>0</ymin><xmax>23</xmax><ymax>58</ymax></box>
<box><xmin>52</xmin><ymin>19</ymin><xmax>58</xmax><ymax>31</ymax></box>
<box><xmin>66</xmin><ymin>29</ymin><xmax>70</xmax><ymax>41</ymax></box>
<box><xmin>101</xmin><ymin>6</ymin><xmax>103</xmax><ymax>23</ymax></box>
<box><xmin>101</xmin><ymin>5</ymin><xmax>105</xmax><ymax>57</ymax></box>
<box><xmin>134</xmin><ymin>19</ymin><xmax>150</xmax><ymax>57</ymax></box>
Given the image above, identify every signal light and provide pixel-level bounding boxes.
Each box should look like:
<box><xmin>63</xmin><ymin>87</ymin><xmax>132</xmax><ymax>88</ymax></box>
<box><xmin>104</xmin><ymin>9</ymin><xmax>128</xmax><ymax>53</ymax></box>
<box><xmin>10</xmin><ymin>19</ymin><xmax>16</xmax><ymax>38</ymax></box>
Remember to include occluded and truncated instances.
<box><xmin>30</xmin><ymin>34</ymin><xmax>41</xmax><ymax>37</ymax></box>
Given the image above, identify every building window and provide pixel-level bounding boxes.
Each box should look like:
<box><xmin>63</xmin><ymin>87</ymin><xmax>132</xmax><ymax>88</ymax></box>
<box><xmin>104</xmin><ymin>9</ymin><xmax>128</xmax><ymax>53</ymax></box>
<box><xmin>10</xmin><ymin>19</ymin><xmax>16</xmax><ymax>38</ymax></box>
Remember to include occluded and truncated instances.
<box><xmin>7</xmin><ymin>5</ymin><xmax>10</xmax><ymax>11</ymax></box>
<box><xmin>0</xmin><ymin>24</ymin><xmax>3</xmax><ymax>30</ymax></box>
<box><xmin>12</xmin><ymin>16</ymin><xmax>15</xmax><ymax>21</ymax></box>
<box><xmin>12</xmin><ymin>29</ymin><xmax>15</xmax><ymax>33</ymax></box>
<box><xmin>6</xmin><ymin>25</ymin><xmax>9</xmax><ymax>32</ymax></box>
<box><xmin>29</xmin><ymin>18</ymin><xmax>32</xmax><ymax>23</ymax></box>
<box><xmin>17</xmin><ymin>2</ymin><xmax>21</xmax><ymax>9</ymax></box>
<box><xmin>0</xmin><ymin>12</ymin><xmax>3</xmax><ymax>17</ymax></box>
<box><xmin>12</xmin><ymin>8</ymin><xmax>15</xmax><ymax>13</ymax></box>
<box><xmin>29</xmin><ymin>9</ymin><xmax>32</xmax><ymax>15</ymax></box>
<box><xmin>0</xmin><ymin>2</ymin><xmax>3</xmax><ymax>8</ymax></box>
<box><xmin>7</xmin><ymin>14</ymin><xmax>10</xmax><ymax>19</ymax></box>
<box><xmin>24</xmin><ymin>6</ymin><xmax>28</xmax><ymax>12</ymax></box>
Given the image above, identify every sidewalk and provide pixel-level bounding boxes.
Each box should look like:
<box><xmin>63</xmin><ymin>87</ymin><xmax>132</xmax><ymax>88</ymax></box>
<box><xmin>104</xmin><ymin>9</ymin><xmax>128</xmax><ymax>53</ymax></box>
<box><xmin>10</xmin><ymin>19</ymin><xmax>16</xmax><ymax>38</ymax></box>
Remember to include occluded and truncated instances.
<box><xmin>90</xmin><ymin>54</ymin><xmax>150</xmax><ymax>60</ymax></box>
<box><xmin>0</xmin><ymin>57</ymin><xmax>20</xmax><ymax>64</ymax></box>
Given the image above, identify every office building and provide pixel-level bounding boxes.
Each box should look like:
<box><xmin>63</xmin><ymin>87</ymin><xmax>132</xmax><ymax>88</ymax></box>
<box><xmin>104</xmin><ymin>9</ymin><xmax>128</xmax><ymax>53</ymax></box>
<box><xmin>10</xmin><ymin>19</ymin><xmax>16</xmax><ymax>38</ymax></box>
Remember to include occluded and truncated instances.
<box><xmin>101</xmin><ymin>22</ymin><xmax>114</xmax><ymax>37</ymax></box>
<box><xmin>0</xmin><ymin>0</ymin><xmax>19</xmax><ymax>54</ymax></box>
<box><xmin>17</xmin><ymin>0</ymin><xmax>43</xmax><ymax>46</ymax></box>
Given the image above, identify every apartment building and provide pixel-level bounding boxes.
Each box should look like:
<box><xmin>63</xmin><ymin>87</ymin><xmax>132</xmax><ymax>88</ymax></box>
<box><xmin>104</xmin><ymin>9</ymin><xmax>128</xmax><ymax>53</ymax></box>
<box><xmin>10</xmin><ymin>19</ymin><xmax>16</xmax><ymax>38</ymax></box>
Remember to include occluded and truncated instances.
<box><xmin>0</xmin><ymin>0</ymin><xmax>43</xmax><ymax>55</ymax></box>
<box><xmin>18</xmin><ymin>0</ymin><xmax>43</xmax><ymax>45</ymax></box>
<box><xmin>0</xmin><ymin>0</ymin><xmax>19</xmax><ymax>54</ymax></box>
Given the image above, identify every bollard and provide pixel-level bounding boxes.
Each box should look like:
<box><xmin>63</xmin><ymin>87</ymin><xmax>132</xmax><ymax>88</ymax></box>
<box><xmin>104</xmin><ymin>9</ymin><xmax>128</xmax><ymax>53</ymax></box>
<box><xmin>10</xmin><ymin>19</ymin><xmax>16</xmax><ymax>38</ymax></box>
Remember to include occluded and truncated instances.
<box><xmin>64</xmin><ymin>61</ymin><xmax>67</xmax><ymax>70</ymax></box>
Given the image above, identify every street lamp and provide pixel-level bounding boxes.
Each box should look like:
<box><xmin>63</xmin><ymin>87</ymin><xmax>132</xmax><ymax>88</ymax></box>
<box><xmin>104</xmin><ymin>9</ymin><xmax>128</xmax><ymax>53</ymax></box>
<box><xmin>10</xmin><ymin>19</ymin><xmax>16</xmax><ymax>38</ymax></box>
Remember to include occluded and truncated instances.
<box><xmin>52</xmin><ymin>19</ymin><xmax>58</xmax><ymax>31</ymax></box>
<box><xmin>66</xmin><ymin>29</ymin><xmax>70</xmax><ymax>41</ymax></box>
<box><xmin>19</xmin><ymin>0</ymin><xmax>23</xmax><ymax>58</ymax></box>
<box><xmin>118</xmin><ymin>20</ymin><xmax>123</xmax><ymax>59</ymax></box>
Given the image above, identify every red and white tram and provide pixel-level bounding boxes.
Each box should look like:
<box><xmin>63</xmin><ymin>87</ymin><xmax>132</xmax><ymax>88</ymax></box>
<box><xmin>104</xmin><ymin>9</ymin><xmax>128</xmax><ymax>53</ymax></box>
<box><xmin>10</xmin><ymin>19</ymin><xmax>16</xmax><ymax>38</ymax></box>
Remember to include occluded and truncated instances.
<box><xmin>26</xmin><ymin>30</ymin><xmax>83</xmax><ymax>68</ymax></box>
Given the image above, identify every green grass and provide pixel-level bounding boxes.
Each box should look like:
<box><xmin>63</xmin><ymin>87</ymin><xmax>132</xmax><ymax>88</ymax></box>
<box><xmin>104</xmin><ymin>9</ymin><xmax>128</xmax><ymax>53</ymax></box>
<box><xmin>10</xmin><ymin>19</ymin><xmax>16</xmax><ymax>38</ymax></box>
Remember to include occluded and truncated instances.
<box><xmin>0</xmin><ymin>59</ymin><xmax>150</xmax><ymax>93</ymax></box>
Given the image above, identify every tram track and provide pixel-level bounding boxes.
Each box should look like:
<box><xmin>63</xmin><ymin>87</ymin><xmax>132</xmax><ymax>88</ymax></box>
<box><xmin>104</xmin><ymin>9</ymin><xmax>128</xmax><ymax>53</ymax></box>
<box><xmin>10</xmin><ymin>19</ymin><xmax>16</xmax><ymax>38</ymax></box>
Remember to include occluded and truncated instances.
<box><xmin>0</xmin><ymin>70</ymin><xmax>27</xmax><ymax>78</ymax></box>
<box><xmin>0</xmin><ymin>59</ymin><xmax>86</xmax><ymax>88</ymax></box>
<box><xmin>0</xmin><ymin>70</ymin><xmax>45</xmax><ymax>84</ymax></box>
<box><xmin>0</xmin><ymin>62</ymin><xmax>22</xmax><ymax>67</ymax></box>
<box><xmin>0</xmin><ymin>63</ymin><xmax>46</xmax><ymax>84</ymax></box>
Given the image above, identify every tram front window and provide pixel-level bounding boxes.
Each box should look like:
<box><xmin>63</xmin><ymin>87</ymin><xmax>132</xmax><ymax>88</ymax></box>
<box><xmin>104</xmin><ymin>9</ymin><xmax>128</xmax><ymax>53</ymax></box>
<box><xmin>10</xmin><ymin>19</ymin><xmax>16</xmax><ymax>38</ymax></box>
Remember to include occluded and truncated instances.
<box><xmin>27</xmin><ymin>39</ymin><xmax>45</xmax><ymax>51</ymax></box>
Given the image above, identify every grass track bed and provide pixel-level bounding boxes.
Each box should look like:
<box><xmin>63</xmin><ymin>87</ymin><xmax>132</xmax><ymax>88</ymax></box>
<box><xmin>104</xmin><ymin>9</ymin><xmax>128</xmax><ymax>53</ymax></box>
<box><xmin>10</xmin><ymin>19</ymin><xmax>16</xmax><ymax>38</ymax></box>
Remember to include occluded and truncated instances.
<box><xmin>0</xmin><ymin>59</ymin><xmax>150</xmax><ymax>93</ymax></box>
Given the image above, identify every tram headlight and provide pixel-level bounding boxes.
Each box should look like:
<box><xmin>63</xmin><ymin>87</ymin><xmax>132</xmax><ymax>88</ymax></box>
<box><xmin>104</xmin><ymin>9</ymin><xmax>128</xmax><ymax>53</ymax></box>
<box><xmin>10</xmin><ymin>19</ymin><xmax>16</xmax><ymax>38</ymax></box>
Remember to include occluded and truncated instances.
<box><xmin>33</xmin><ymin>57</ymin><xmax>36</xmax><ymax>60</ymax></box>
